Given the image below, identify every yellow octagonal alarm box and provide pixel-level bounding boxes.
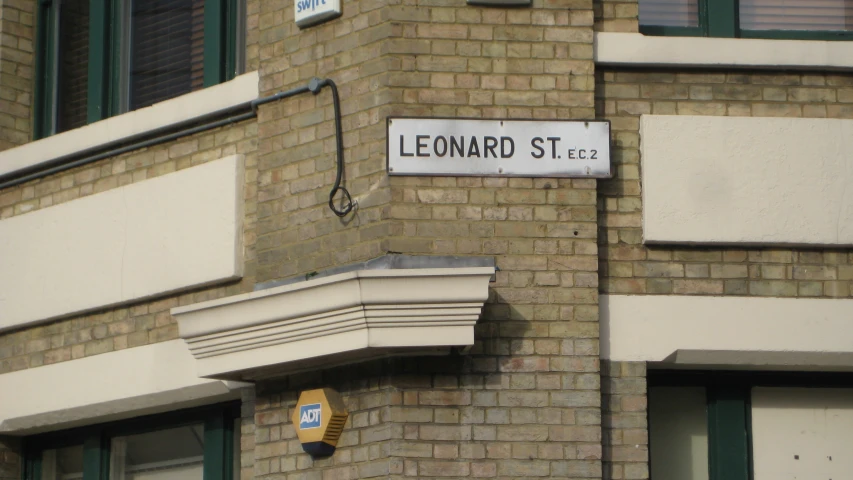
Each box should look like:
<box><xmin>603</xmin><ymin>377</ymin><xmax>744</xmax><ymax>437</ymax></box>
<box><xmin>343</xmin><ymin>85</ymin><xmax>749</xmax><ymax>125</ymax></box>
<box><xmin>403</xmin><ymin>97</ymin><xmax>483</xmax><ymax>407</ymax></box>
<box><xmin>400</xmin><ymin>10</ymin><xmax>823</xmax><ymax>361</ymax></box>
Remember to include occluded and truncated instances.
<box><xmin>292</xmin><ymin>388</ymin><xmax>349</xmax><ymax>457</ymax></box>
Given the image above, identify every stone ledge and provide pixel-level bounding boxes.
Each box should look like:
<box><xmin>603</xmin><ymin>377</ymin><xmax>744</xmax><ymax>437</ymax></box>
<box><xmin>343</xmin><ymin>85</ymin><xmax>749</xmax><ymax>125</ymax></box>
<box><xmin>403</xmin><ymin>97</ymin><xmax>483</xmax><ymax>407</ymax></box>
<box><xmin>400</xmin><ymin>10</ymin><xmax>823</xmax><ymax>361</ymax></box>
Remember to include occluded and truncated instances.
<box><xmin>0</xmin><ymin>71</ymin><xmax>259</xmax><ymax>181</ymax></box>
<box><xmin>595</xmin><ymin>32</ymin><xmax>853</xmax><ymax>70</ymax></box>
<box><xmin>661</xmin><ymin>350</ymin><xmax>853</xmax><ymax>371</ymax></box>
<box><xmin>172</xmin><ymin>267</ymin><xmax>495</xmax><ymax>381</ymax></box>
<box><xmin>0</xmin><ymin>340</ymin><xmax>245</xmax><ymax>435</ymax></box>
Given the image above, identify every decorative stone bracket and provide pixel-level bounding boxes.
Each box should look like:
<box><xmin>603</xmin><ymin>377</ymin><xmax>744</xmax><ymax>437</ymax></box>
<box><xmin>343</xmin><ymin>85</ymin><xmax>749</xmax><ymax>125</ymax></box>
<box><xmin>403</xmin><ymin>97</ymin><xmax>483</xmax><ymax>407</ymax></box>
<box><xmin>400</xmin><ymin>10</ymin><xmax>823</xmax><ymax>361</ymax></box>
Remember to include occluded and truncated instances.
<box><xmin>172</xmin><ymin>267</ymin><xmax>495</xmax><ymax>381</ymax></box>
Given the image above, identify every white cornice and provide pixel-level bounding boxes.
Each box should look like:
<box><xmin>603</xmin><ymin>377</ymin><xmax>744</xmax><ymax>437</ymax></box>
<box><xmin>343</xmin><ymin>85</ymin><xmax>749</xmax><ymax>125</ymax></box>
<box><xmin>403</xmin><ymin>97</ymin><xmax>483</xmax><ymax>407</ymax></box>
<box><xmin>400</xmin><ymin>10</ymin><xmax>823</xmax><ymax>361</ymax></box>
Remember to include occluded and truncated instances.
<box><xmin>172</xmin><ymin>267</ymin><xmax>495</xmax><ymax>380</ymax></box>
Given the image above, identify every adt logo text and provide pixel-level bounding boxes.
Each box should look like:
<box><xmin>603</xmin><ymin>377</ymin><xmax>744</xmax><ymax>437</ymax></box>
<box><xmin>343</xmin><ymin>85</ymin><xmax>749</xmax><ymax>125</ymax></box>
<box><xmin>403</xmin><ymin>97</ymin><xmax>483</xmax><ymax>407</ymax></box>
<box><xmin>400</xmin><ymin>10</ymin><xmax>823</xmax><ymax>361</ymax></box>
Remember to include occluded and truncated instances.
<box><xmin>296</xmin><ymin>0</ymin><xmax>326</xmax><ymax>13</ymax></box>
<box><xmin>299</xmin><ymin>403</ymin><xmax>322</xmax><ymax>429</ymax></box>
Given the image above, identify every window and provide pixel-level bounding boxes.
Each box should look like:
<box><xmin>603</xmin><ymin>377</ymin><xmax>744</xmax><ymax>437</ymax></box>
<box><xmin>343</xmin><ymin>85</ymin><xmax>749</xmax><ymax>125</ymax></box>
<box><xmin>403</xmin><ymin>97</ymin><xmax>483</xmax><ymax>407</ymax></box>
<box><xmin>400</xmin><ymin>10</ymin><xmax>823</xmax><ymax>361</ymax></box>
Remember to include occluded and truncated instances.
<box><xmin>639</xmin><ymin>0</ymin><xmax>853</xmax><ymax>40</ymax></box>
<box><xmin>35</xmin><ymin>0</ymin><xmax>242</xmax><ymax>138</ymax></box>
<box><xmin>22</xmin><ymin>404</ymin><xmax>240</xmax><ymax>480</ymax></box>
<box><xmin>649</xmin><ymin>371</ymin><xmax>853</xmax><ymax>480</ymax></box>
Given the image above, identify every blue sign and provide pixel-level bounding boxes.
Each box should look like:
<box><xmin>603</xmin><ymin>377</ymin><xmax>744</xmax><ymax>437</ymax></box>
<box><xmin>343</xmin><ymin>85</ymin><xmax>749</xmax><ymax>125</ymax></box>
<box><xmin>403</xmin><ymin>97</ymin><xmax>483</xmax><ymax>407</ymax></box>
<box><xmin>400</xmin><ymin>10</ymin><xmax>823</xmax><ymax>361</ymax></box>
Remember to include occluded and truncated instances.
<box><xmin>296</xmin><ymin>0</ymin><xmax>325</xmax><ymax>13</ymax></box>
<box><xmin>299</xmin><ymin>403</ymin><xmax>322</xmax><ymax>429</ymax></box>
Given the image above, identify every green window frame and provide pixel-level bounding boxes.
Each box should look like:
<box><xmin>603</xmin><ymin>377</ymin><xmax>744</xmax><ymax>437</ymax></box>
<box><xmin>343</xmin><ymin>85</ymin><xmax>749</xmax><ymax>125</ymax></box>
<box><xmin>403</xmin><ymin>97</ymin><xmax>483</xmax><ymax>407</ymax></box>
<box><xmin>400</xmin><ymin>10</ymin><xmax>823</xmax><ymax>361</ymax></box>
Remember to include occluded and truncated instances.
<box><xmin>34</xmin><ymin>0</ymin><xmax>242</xmax><ymax>140</ymax></box>
<box><xmin>649</xmin><ymin>370</ymin><xmax>853</xmax><ymax>480</ymax></box>
<box><xmin>639</xmin><ymin>0</ymin><xmax>853</xmax><ymax>41</ymax></box>
<box><xmin>21</xmin><ymin>403</ymin><xmax>240</xmax><ymax>480</ymax></box>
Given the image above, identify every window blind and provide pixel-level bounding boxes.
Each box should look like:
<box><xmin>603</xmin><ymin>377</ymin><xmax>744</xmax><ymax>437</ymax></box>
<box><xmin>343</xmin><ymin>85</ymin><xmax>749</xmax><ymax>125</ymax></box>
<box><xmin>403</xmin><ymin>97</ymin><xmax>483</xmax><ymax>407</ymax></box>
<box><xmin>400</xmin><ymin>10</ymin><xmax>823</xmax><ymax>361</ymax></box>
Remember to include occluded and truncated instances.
<box><xmin>639</xmin><ymin>0</ymin><xmax>700</xmax><ymax>27</ymax></box>
<box><xmin>130</xmin><ymin>0</ymin><xmax>205</xmax><ymax>111</ymax></box>
<box><xmin>740</xmin><ymin>0</ymin><xmax>853</xmax><ymax>31</ymax></box>
<box><xmin>56</xmin><ymin>0</ymin><xmax>90</xmax><ymax>133</ymax></box>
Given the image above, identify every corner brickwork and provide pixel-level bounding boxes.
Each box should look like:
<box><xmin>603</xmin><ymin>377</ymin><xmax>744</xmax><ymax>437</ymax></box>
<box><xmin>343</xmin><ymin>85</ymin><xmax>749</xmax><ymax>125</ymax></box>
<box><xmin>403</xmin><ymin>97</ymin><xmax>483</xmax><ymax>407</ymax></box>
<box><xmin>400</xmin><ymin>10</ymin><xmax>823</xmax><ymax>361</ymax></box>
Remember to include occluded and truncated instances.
<box><xmin>600</xmin><ymin>361</ymin><xmax>647</xmax><ymax>480</ymax></box>
<box><xmin>252</xmin><ymin>0</ymin><xmax>605</xmax><ymax>477</ymax></box>
<box><xmin>255</xmin><ymin>0</ymin><xmax>598</xmax><ymax>283</ymax></box>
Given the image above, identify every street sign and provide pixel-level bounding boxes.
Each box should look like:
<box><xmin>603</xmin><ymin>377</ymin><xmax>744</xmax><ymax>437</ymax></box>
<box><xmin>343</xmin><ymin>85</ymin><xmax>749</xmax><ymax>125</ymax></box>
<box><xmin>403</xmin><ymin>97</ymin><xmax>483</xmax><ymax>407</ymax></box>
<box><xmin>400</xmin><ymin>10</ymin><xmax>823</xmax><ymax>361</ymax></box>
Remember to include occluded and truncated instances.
<box><xmin>294</xmin><ymin>0</ymin><xmax>341</xmax><ymax>28</ymax></box>
<box><xmin>387</xmin><ymin>117</ymin><xmax>611</xmax><ymax>178</ymax></box>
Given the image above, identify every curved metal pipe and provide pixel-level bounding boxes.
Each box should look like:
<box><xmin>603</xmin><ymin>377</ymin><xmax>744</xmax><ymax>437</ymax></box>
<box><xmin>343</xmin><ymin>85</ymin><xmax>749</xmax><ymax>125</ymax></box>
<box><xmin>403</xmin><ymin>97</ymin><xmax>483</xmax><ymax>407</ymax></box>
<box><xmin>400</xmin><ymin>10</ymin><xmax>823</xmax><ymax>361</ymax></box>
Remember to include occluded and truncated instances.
<box><xmin>0</xmin><ymin>78</ymin><xmax>354</xmax><ymax>218</ymax></box>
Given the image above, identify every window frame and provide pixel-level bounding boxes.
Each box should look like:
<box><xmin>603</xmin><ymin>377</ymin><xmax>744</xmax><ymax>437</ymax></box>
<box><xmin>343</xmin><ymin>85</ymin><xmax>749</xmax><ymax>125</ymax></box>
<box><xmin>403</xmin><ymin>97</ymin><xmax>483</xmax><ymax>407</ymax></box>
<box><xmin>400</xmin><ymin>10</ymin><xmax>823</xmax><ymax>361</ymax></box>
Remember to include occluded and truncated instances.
<box><xmin>649</xmin><ymin>370</ymin><xmax>853</xmax><ymax>480</ymax></box>
<box><xmin>639</xmin><ymin>0</ymin><xmax>853</xmax><ymax>41</ymax></box>
<box><xmin>34</xmin><ymin>0</ymin><xmax>242</xmax><ymax>140</ymax></box>
<box><xmin>21</xmin><ymin>403</ymin><xmax>240</xmax><ymax>480</ymax></box>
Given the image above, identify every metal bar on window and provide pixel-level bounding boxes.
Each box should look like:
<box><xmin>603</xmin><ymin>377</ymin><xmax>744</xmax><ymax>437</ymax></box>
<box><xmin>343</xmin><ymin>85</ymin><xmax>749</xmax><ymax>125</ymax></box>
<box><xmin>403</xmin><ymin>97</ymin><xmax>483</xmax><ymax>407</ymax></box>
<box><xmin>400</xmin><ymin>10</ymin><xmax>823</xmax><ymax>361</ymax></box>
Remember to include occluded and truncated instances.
<box><xmin>203</xmin><ymin>0</ymin><xmax>225</xmax><ymax>86</ymax></box>
<box><xmin>87</xmin><ymin>0</ymin><xmax>110</xmax><ymax>123</ymax></box>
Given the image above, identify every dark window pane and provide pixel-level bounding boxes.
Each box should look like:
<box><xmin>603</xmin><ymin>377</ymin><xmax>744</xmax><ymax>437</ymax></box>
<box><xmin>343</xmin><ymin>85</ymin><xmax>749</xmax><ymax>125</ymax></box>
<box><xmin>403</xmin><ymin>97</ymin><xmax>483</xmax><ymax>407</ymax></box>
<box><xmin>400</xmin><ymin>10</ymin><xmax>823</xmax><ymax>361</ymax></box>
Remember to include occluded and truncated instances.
<box><xmin>110</xmin><ymin>424</ymin><xmax>205</xmax><ymax>480</ymax></box>
<box><xmin>639</xmin><ymin>0</ymin><xmax>700</xmax><ymax>27</ymax></box>
<box><xmin>130</xmin><ymin>0</ymin><xmax>205</xmax><ymax>111</ymax></box>
<box><xmin>649</xmin><ymin>386</ymin><xmax>710</xmax><ymax>480</ymax></box>
<box><xmin>40</xmin><ymin>444</ymin><xmax>84</xmax><ymax>480</ymax></box>
<box><xmin>56</xmin><ymin>0</ymin><xmax>89</xmax><ymax>133</ymax></box>
<box><xmin>740</xmin><ymin>0</ymin><xmax>853</xmax><ymax>31</ymax></box>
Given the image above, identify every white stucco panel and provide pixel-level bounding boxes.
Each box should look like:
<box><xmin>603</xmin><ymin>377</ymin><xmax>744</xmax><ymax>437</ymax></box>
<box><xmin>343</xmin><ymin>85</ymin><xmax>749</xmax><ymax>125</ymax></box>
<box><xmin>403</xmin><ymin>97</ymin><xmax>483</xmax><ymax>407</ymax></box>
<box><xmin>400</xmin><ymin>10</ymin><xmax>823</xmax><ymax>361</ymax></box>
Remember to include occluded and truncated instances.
<box><xmin>641</xmin><ymin>115</ymin><xmax>853</xmax><ymax>246</ymax></box>
<box><xmin>0</xmin><ymin>155</ymin><xmax>244</xmax><ymax>331</ymax></box>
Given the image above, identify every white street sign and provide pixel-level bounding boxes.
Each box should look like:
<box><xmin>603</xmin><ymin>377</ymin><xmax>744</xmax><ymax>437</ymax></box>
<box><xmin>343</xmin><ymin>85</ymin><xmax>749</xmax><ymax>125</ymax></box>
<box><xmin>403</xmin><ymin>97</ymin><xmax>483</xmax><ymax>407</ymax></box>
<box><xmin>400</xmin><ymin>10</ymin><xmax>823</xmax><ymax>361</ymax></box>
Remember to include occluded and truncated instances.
<box><xmin>294</xmin><ymin>0</ymin><xmax>341</xmax><ymax>28</ymax></box>
<box><xmin>387</xmin><ymin>118</ymin><xmax>611</xmax><ymax>178</ymax></box>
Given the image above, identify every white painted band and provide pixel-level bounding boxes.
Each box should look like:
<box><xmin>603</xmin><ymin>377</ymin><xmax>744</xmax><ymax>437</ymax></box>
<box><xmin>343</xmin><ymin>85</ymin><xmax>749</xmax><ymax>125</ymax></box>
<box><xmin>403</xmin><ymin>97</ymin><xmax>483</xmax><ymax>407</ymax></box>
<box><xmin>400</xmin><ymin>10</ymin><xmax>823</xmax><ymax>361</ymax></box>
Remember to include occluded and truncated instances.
<box><xmin>0</xmin><ymin>340</ymin><xmax>247</xmax><ymax>435</ymax></box>
<box><xmin>0</xmin><ymin>71</ymin><xmax>259</xmax><ymax>180</ymax></box>
<box><xmin>595</xmin><ymin>32</ymin><xmax>853</xmax><ymax>70</ymax></box>
<box><xmin>601</xmin><ymin>294</ymin><xmax>853</xmax><ymax>364</ymax></box>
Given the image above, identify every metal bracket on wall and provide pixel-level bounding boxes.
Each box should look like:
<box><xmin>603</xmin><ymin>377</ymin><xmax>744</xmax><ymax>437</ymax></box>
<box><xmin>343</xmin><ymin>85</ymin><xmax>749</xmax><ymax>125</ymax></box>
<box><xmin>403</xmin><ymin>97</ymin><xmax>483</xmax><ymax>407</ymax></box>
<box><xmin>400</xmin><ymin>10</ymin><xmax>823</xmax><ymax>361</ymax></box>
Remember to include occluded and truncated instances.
<box><xmin>0</xmin><ymin>77</ymin><xmax>355</xmax><ymax>218</ymax></box>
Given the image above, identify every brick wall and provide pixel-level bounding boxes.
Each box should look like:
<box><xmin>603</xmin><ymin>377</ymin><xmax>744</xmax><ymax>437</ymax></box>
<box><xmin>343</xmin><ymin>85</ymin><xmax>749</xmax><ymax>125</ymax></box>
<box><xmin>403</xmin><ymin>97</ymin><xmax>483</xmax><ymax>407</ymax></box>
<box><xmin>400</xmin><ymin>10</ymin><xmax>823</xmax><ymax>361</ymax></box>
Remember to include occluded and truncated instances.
<box><xmin>254</xmin><ymin>355</ymin><xmax>604</xmax><ymax>480</ymax></box>
<box><xmin>246</xmin><ymin>0</ymin><xmax>260</xmax><ymax>72</ymax></box>
<box><xmin>0</xmin><ymin>120</ymin><xmax>259</xmax><ymax>374</ymax></box>
<box><xmin>255</xmin><ymin>0</ymin><xmax>395</xmax><ymax>282</ymax></box>
<box><xmin>597</xmin><ymin>69</ymin><xmax>853</xmax><ymax>299</ymax></box>
<box><xmin>601</xmin><ymin>361</ymin><xmax>647</xmax><ymax>480</ymax></box>
<box><xmin>253</xmin><ymin>362</ymin><xmax>398</xmax><ymax>479</ymax></box>
<box><xmin>593</xmin><ymin>0</ymin><xmax>637</xmax><ymax>32</ymax></box>
<box><xmin>0</xmin><ymin>0</ymin><xmax>34</xmax><ymax>149</ymax></box>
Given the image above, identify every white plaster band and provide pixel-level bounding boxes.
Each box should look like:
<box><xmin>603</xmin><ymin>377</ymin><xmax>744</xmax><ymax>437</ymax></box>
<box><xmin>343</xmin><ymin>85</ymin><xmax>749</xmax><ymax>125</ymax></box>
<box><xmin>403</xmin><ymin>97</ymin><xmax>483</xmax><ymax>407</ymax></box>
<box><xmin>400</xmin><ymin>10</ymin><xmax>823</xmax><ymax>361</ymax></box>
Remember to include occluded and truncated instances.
<box><xmin>595</xmin><ymin>32</ymin><xmax>853</xmax><ymax>70</ymax></box>
<box><xmin>0</xmin><ymin>71</ymin><xmax>258</xmax><ymax>180</ymax></box>
<box><xmin>0</xmin><ymin>340</ymin><xmax>246</xmax><ymax>435</ymax></box>
<box><xmin>601</xmin><ymin>294</ymin><xmax>853</xmax><ymax>365</ymax></box>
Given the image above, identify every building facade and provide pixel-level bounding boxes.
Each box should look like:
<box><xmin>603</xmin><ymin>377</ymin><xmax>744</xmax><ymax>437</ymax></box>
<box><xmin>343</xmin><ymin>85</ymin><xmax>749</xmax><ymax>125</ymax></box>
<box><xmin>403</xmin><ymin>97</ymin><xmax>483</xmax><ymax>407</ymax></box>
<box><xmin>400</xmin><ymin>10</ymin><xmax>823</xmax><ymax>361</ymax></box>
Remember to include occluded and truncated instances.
<box><xmin>0</xmin><ymin>0</ymin><xmax>851</xmax><ymax>479</ymax></box>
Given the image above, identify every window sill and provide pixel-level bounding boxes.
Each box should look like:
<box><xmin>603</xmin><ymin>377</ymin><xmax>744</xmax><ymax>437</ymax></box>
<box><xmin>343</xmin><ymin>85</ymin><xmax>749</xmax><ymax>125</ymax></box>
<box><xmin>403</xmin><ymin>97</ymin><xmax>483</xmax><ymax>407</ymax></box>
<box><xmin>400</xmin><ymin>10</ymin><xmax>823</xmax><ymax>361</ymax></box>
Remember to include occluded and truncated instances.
<box><xmin>0</xmin><ymin>71</ymin><xmax>259</xmax><ymax>181</ymax></box>
<box><xmin>594</xmin><ymin>32</ymin><xmax>853</xmax><ymax>70</ymax></box>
